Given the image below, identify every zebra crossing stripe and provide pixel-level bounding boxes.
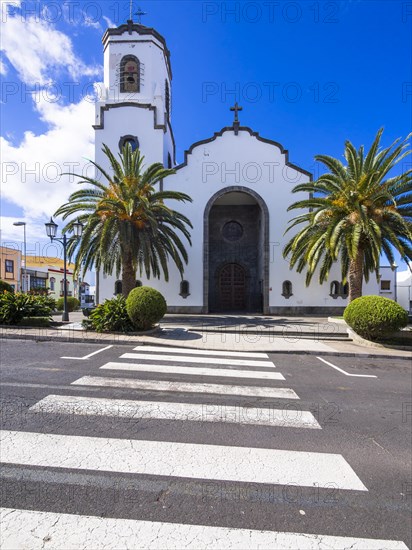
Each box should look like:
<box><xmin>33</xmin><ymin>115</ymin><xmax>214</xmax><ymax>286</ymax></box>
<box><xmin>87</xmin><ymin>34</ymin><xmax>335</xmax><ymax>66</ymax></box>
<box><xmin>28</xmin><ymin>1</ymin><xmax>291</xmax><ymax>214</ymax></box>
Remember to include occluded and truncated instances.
<box><xmin>30</xmin><ymin>395</ymin><xmax>321</xmax><ymax>429</ymax></box>
<box><xmin>134</xmin><ymin>346</ymin><xmax>269</xmax><ymax>358</ymax></box>
<box><xmin>0</xmin><ymin>430</ymin><xmax>367</xmax><ymax>490</ymax></box>
<box><xmin>72</xmin><ymin>376</ymin><xmax>300</xmax><ymax>399</ymax></box>
<box><xmin>121</xmin><ymin>353</ymin><xmax>274</xmax><ymax>368</ymax></box>
<box><xmin>99</xmin><ymin>361</ymin><xmax>285</xmax><ymax>380</ymax></box>
<box><xmin>3</xmin><ymin>509</ymin><xmax>406</xmax><ymax>549</ymax></box>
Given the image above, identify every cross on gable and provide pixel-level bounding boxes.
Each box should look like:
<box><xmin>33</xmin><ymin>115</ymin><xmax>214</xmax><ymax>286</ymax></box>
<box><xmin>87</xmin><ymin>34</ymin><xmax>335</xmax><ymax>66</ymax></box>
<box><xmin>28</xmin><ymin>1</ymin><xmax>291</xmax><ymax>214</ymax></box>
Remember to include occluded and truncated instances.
<box><xmin>135</xmin><ymin>6</ymin><xmax>147</xmax><ymax>24</ymax></box>
<box><xmin>230</xmin><ymin>102</ymin><xmax>243</xmax><ymax>135</ymax></box>
<box><xmin>230</xmin><ymin>102</ymin><xmax>242</xmax><ymax>122</ymax></box>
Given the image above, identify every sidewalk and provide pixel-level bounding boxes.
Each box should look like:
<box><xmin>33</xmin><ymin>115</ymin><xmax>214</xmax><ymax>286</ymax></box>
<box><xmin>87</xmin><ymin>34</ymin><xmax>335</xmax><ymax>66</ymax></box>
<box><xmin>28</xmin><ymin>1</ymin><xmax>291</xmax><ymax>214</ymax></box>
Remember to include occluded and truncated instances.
<box><xmin>1</xmin><ymin>312</ymin><xmax>411</xmax><ymax>360</ymax></box>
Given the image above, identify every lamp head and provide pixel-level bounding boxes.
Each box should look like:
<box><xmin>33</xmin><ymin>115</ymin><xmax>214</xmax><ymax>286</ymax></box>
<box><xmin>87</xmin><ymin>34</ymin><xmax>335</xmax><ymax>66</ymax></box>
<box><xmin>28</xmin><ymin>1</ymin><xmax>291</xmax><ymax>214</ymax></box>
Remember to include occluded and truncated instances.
<box><xmin>45</xmin><ymin>217</ymin><xmax>58</xmax><ymax>239</ymax></box>
<box><xmin>73</xmin><ymin>218</ymin><xmax>84</xmax><ymax>238</ymax></box>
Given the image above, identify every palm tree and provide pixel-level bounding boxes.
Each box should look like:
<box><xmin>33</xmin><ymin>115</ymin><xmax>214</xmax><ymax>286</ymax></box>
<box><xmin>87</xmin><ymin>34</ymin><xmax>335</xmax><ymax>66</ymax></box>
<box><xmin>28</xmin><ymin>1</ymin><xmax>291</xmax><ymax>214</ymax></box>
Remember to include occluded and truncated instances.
<box><xmin>283</xmin><ymin>129</ymin><xmax>412</xmax><ymax>301</ymax></box>
<box><xmin>55</xmin><ymin>144</ymin><xmax>192</xmax><ymax>297</ymax></box>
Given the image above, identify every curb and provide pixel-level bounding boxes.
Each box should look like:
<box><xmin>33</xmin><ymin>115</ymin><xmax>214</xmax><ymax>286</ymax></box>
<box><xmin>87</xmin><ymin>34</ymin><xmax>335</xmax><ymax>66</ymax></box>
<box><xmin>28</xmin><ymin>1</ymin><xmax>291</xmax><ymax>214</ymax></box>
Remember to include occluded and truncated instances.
<box><xmin>189</xmin><ymin>327</ymin><xmax>350</xmax><ymax>339</ymax></box>
<box><xmin>347</xmin><ymin>328</ymin><xmax>412</xmax><ymax>352</ymax></box>
<box><xmin>1</xmin><ymin>331</ymin><xmax>411</xmax><ymax>361</ymax></box>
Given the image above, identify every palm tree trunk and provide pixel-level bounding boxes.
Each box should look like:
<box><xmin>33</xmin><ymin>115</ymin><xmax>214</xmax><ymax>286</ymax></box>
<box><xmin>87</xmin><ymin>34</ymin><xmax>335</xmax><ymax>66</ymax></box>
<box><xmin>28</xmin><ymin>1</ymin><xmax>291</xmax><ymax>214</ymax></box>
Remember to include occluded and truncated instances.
<box><xmin>348</xmin><ymin>251</ymin><xmax>364</xmax><ymax>302</ymax></box>
<box><xmin>122</xmin><ymin>251</ymin><xmax>136</xmax><ymax>297</ymax></box>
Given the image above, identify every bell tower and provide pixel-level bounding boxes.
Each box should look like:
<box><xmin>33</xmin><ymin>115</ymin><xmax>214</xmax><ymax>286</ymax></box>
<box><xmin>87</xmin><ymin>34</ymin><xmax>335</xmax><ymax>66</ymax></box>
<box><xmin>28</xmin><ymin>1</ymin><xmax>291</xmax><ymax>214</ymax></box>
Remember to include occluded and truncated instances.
<box><xmin>93</xmin><ymin>19</ymin><xmax>175</xmax><ymax>170</ymax></box>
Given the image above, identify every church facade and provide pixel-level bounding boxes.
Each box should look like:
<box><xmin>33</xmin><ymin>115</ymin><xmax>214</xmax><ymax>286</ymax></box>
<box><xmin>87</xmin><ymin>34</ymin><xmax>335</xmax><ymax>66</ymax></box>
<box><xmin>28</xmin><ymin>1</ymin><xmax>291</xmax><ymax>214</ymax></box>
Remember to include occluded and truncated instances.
<box><xmin>95</xmin><ymin>21</ymin><xmax>393</xmax><ymax>314</ymax></box>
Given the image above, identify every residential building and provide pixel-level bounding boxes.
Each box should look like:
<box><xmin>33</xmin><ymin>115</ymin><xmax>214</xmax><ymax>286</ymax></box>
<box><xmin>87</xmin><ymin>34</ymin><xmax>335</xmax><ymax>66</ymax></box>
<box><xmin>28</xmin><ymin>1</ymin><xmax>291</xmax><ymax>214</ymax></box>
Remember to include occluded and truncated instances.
<box><xmin>0</xmin><ymin>246</ymin><xmax>22</xmax><ymax>291</ymax></box>
<box><xmin>25</xmin><ymin>256</ymin><xmax>77</xmax><ymax>298</ymax></box>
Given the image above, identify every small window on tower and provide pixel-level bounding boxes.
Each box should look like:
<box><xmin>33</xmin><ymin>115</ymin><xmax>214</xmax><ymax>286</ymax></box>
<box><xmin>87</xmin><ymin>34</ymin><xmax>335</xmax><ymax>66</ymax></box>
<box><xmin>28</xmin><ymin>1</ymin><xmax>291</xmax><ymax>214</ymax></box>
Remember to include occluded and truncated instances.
<box><xmin>167</xmin><ymin>153</ymin><xmax>172</xmax><ymax>169</ymax></box>
<box><xmin>120</xmin><ymin>55</ymin><xmax>140</xmax><ymax>93</ymax></box>
<box><xmin>119</xmin><ymin>135</ymin><xmax>139</xmax><ymax>152</ymax></box>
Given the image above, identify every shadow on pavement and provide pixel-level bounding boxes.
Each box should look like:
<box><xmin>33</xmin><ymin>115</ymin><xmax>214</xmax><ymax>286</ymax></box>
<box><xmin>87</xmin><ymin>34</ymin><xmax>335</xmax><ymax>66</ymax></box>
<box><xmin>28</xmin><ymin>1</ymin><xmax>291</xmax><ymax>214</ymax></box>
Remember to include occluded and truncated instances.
<box><xmin>156</xmin><ymin>328</ymin><xmax>203</xmax><ymax>340</ymax></box>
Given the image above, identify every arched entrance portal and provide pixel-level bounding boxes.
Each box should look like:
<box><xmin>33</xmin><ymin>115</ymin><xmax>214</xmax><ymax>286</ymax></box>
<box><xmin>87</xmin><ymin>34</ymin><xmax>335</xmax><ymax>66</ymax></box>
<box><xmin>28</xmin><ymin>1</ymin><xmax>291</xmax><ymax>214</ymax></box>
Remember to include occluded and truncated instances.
<box><xmin>204</xmin><ymin>187</ymin><xmax>269</xmax><ymax>314</ymax></box>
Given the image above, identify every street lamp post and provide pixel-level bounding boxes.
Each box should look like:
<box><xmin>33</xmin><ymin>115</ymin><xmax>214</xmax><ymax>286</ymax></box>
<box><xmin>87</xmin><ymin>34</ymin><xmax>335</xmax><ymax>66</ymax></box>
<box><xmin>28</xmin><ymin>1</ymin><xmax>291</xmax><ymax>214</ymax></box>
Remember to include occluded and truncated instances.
<box><xmin>45</xmin><ymin>217</ymin><xmax>83</xmax><ymax>322</ymax></box>
<box><xmin>392</xmin><ymin>262</ymin><xmax>398</xmax><ymax>303</ymax></box>
<box><xmin>13</xmin><ymin>221</ymin><xmax>26</xmax><ymax>292</ymax></box>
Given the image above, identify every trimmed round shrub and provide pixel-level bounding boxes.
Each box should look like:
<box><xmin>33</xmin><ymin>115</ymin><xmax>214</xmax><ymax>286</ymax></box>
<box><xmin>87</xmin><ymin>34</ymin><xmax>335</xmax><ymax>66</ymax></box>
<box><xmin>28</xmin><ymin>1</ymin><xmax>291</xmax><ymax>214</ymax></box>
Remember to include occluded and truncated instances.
<box><xmin>0</xmin><ymin>280</ymin><xmax>15</xmax><ymax>293</ymax></box>
<box><xmin>126</xmin><ymin>286</ymin><xmax>167</xmax><ymax>330</ymax></box>
<box><xmin>56</xmin><ymin>296</ymin><xmax>80</xmax><ymax>312</ymax></box>
<box><xmin>344</xmin><ymin>296</ymin><xmax>408</xmax><ymax>341</ymax></box>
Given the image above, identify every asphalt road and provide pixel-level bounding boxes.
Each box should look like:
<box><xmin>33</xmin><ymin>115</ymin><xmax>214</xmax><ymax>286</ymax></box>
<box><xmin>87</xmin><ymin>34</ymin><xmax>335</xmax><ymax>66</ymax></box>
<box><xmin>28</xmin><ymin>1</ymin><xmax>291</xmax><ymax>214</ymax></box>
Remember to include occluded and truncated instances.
<box><xmin>0</xmin><ymin>339</ymin><xmax>411</xmax><ymax>549</ymax></box>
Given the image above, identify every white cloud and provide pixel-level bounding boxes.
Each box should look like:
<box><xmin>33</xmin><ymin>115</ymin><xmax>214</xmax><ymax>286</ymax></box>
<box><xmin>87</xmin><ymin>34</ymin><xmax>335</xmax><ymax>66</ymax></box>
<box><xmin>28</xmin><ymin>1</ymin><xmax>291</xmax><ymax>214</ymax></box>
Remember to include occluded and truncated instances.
<box><xmin>0</xmin><ymin>216</ymin><xmax>51</xmax><ymax>250</ymax></box>
<box><xmin>0</xmin><ymin>0</ymin><xmax>22</xmax><ymax>10</ymax></box>
<box><xmin>82</xmin><ymin>14</ymin><xmax>102</xmax><ymax>30</ymax></box>
<box><xmin>102</xmin><ymin>16</ymin><xmax>116</xmax><ymax>29</ymax></box>
<box><xmin>1</xmin><ymin>91</ymin><xmax>97</xmax><ymax>224</ymax></box>
<box><xmin>0</xmin><ymin>2</ymin><xmax>103</xmax><ymax>266</ymax></box>
<box><xmin>0</xmin><ymin>57</ymin><xmax>7</xmax><ymax>75</ymax></box>
<box><xmin>0</xmin><ymin>6</ymin><xmax>101</xmax><ymax>86</ymax></box>
<box><xmin>60</xmin><ymin>2</ymin><xmax>107</xmax><ymax>31</ymax></box>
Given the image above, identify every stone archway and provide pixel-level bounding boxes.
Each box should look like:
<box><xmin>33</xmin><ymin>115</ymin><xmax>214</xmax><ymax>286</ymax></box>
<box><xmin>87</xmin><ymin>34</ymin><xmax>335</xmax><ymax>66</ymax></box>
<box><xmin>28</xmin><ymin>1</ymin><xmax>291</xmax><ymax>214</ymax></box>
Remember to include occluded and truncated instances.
<box><xmin>203</xmin><ymin>186</ymin><xmax>269</xmax><ymax>314</ymax></box>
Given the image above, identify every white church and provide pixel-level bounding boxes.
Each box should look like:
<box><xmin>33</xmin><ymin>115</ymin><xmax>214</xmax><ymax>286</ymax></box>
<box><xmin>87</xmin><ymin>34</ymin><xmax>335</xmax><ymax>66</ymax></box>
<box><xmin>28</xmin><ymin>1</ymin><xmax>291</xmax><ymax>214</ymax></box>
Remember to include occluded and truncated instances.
<box><xmin>95</xmin><ymin>20</ymin><xmax>400</xmax><ymax>315</ymax></box>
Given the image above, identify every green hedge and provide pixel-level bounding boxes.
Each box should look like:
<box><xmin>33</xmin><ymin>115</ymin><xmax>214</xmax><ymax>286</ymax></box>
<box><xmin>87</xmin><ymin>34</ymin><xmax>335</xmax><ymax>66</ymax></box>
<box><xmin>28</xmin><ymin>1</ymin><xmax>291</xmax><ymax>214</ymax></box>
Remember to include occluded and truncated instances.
<box><xmin>56</xmin><ymin>297</ymin><xmax>80</xmax><ymax>312</ymax></box>
<box><xmin>344</xmin><ymin>296</ymin><xmax>408</xmax><ymax>341</ymax></box>
<box><xmin>84</xmin><ymin>296</ymin><xmax>134</xmax><ymax>333</ymax></box>
<box><xmin>126</xmin><ymin>286</ymin><xmax>167</xmax><ymax>330</ymax></box>
<box><xmin>18</xmin><ymin>317</ymin><xmax>51</xmax><ymax>327</ymax></box>
<box><xmin>0</xmin><ymin>280</ymin><xmax>15</xmax><ymax>293</ymax></box>
<box><xmin>0</xmin><ymin>293</ymin><xmax>54</xmax><ymax>325</ymax></box>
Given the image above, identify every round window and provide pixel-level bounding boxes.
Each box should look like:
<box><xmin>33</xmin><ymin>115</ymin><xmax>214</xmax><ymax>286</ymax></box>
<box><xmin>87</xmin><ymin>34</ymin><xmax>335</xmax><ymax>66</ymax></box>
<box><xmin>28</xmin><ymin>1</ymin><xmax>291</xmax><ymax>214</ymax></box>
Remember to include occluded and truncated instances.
<box><xmin>222</xmin><ymin>221</ymin><xmax>243</xmax><ymax>242</ymax></box>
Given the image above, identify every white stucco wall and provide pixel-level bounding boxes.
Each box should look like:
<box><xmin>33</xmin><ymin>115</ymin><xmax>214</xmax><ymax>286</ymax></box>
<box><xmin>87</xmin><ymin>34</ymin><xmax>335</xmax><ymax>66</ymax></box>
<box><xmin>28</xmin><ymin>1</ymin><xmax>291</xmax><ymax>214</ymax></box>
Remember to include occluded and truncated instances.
<box><xmin>95</xmin><ymin>106</ymin><xmax>165</xmax><ymax>171</ymax></box>
<box><xmin>397</xmin><ymin>266</ymin><xmax>412</xmax><ymax>311</ymax></box>
<box><xmin>98</xmin><ymin>127</ymin><xmax>385</xmax><ymax>312</ymax></box>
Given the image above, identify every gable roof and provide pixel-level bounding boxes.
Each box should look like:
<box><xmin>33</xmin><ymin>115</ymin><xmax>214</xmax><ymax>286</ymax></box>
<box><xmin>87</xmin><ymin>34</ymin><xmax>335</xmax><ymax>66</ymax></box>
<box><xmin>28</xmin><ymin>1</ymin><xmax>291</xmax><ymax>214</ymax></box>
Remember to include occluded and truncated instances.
<box><xmin>174</xmin><ymin>126</ymin><xmax>312</xmax><ymax>178</ymax></box>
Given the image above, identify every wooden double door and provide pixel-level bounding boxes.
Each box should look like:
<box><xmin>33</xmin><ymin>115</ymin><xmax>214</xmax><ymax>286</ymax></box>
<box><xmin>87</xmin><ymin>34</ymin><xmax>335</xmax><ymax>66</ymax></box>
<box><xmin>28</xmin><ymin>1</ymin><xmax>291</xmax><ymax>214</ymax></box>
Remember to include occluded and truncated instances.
<box><xmin>218</xmin><ymin>263</ymin><xmax>246</xmax><ymax>311</ymax></box>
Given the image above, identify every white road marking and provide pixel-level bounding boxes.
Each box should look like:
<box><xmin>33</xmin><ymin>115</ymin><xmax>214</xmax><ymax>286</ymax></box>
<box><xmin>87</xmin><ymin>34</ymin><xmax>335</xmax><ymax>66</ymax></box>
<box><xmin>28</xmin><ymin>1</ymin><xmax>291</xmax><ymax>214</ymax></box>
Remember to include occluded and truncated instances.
<box><xmin>135</xmin><ymin>346</ymin><xmax>269</xmax><ymax>358</ymax></box>
<box><xmin>72</xmin><ymin>376</ymin><xmax>300</xmax><ymax>399</ymax></box>
<box><xmin>100</xmin><ymin>361</ymin><xmax>285</xmax><ymax>380</ymax></box>
<box><xmin>0</xmin><ymin>382</ymin><xmax>103</xmax><ymax>392</ymax></box>
<box><xmin>317</xmin><ymin>357</ymin><xmax>378</xmax><ymax>378</ymax></box>
<box><xmin>30</xmin><ymin>395</ymin><xmax>320</xmax><ymax>429</ymax></box>
<box><xmin>121</xmin><ymin>352</ymin><xmax>274</xmax><ymax>367</ymax></box>
<box><xmin>0</xmin><ymin>430</ymin><xmax>367</xmax><ymax>490</ymax></box>
<box><xmin>61</xmin><ymin>345</ymin><xmax>113</xmax><ymax>361</ymax></box>
<box><xmin>1</xmin><ymin>509</ymin><xmax>407</xmax><ymax>550</ymax></box>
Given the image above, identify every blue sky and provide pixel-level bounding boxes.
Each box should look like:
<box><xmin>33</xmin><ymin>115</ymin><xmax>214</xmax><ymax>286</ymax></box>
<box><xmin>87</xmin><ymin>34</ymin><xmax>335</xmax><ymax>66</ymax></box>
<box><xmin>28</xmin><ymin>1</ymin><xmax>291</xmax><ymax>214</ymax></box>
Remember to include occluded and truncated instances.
<box><xmin>1</xmin><ymin>0</ymin><xmax>411</xmax><ymax>269</ymax></box>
